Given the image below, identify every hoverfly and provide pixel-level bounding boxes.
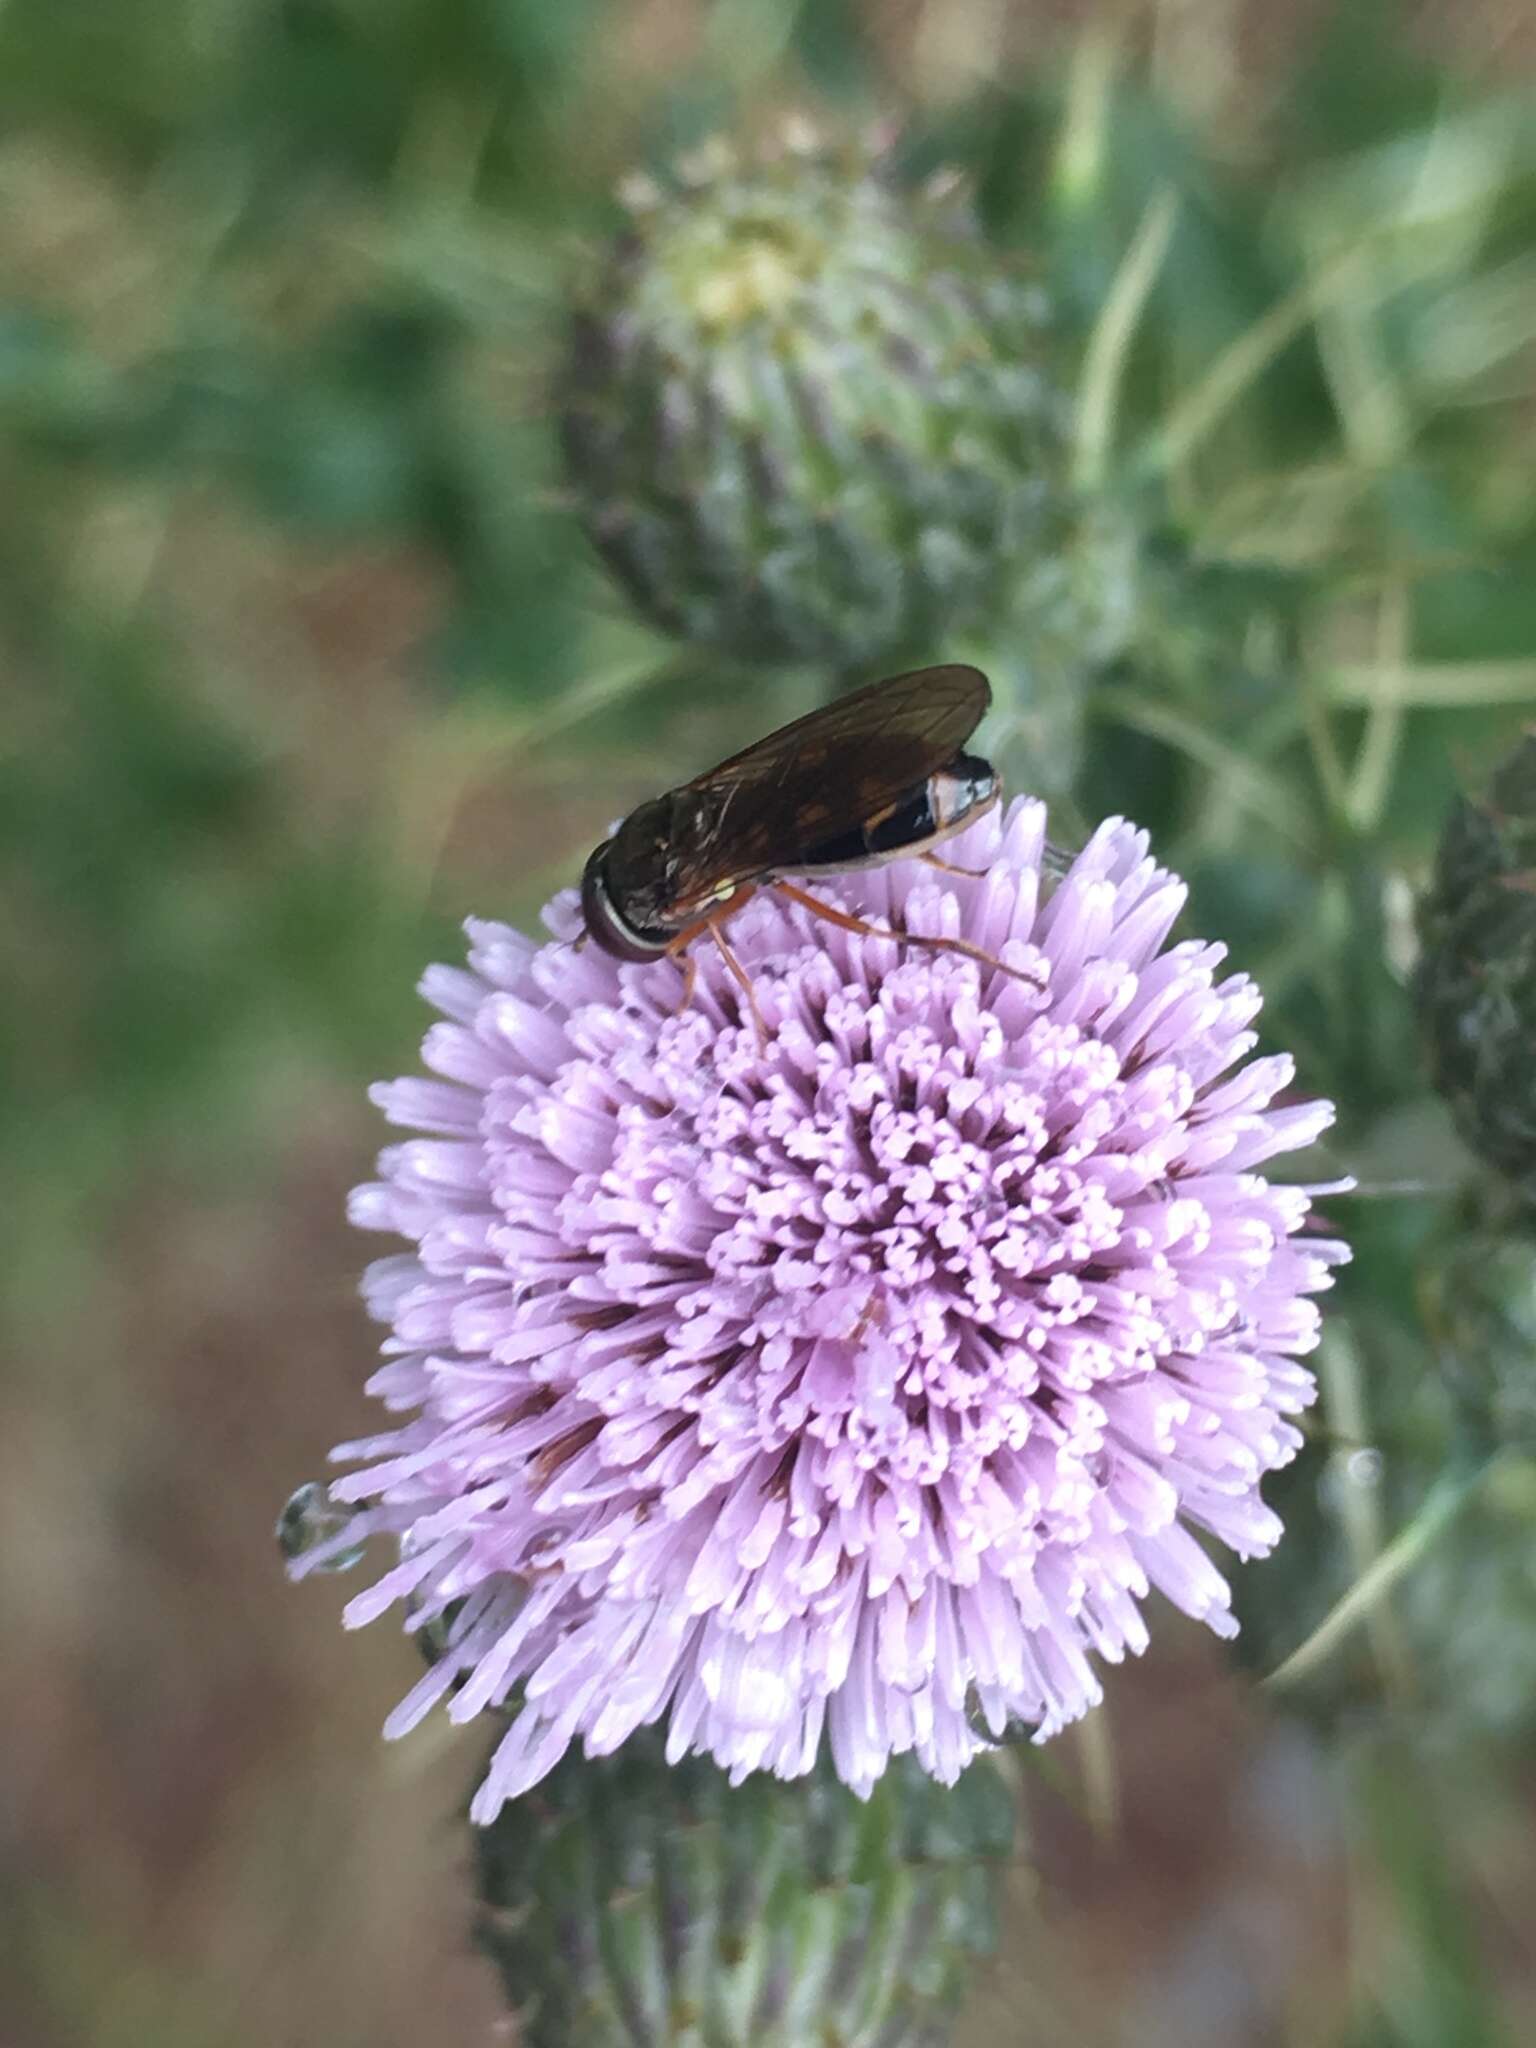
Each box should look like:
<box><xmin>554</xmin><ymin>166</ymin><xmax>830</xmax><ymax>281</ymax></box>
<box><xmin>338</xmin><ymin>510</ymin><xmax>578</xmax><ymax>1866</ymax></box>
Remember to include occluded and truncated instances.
<box><xmin>579</xmin><ymin>663</ymin><xmax>1023</xmax><ymax>1032</ymax></box>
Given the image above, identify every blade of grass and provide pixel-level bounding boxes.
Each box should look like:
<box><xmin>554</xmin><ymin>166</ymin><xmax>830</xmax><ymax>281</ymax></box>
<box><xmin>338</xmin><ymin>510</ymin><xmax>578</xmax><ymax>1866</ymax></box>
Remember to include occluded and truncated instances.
<box><xmin>1317</xmin><ymin>1324</ymin><xmax>1414</xmax><ymax>1696</ymax></box>
<box><xmin>1144</xmin><ymin>240</ymin><xmax>1371</xmax><ymax>478</ymax></box>
<box><xmin>1322</xmin><ymin>658</ymin><xmax>1536</xmax><ymax>708</ymax></box>
<box><xmin>1297</xmin><ymin>625</ymin><xmax>1354</xmax><ymax>825</ymax></box>
<box><xmin>1345</xmin><ymin>577</ymin><xmax>1411</xmax><ymax>834</ymax></box>
<box><xmin>1072</xmin><ymin>187</ymin><xmax>1180</xmax><ymax>493</ymax></box>
<box><xmin>1091</xmin><ymin>683</ymin><xmax>1313</xmax><ymax>841</ymax></box>
<box><xmin>1051</xmin><ymin>19</ymin><xmax>1125</xmax><ymax>216</ymax></box>
<box><xmin>1149</xmin><ymin>103</ymin><xmax>1532</xmax><ymax>479</ymax></box>
<box><xmin>1263</xmin><ymin>1462</ymin><xmax>1494</xmax><ymax>1696</ymax></box>
<box><xmin>1196</xmin><ymin>460</ymin><xmax>1373</xmax><ymax>567</ymax></box>
<box><xmin>1071</xmin><ymin>1704</ymin><xmax>1120</xmax><ymax>1843</ymax></box>
<box><xmin>1309</xmin><ymin>238</ymin><xmax>1411</xmax><ymax>470</ymax></box>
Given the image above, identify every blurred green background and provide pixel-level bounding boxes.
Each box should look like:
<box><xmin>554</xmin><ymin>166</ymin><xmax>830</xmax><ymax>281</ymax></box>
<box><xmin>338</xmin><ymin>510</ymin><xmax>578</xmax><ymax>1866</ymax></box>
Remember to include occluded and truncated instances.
<box><xmin>7</xmin><ymin>1</ymin><xmax>1536</xmax><ymax>2042</ymax></box>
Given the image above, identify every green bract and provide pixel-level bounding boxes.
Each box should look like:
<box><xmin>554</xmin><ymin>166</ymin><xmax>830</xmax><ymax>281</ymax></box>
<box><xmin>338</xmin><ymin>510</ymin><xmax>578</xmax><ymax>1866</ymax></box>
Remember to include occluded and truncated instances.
<box><xmin>473</xmin><ymin>1733</ymin><xmax>1016</xmax><ymax>2048</ymax></box>
<box><xmin>1416</xmin><ymin>735</ymin><xmax>1536</xmax><ymax>1205</ymax></box>
<box><xmin>560</xmin><ymin>131</ymin><xmax>1065</xmax><ymax>671</ymax></box>
<box><xmin>1423</xmin><ymin>1222</ymin><xmax>1536</xmax><ymax>1448</ymax></box>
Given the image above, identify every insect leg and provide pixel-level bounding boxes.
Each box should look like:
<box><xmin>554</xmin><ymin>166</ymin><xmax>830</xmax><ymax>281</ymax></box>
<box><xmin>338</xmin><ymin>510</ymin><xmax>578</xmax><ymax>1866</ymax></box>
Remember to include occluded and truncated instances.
<box><xmin>772</xmin><ymin>880</ymin><xmax>1041</xmax><ymax>990</ymax></box>
<box><xmin>672</xmin><ymin>946</ymin><xmax>700</xmax><ymax>1015</ymax></box>
<box><xmin>664</xmin><ymin>916</ymin><xmax>768</xmax><ymax>1045</ymax></box>
<box><xmin>705</xmin><ymin>919</ymin><xmax>769</xmax><ymax>1046</ymax></box>
<box><xmin>926</xmin><ymin>836</ymin><xmax>1074</xmax><ymax>885</ymax></box>
<box><xmin>921</xmin><ymin>850</ymin><xmax>991</xmax><ymax>879</ymax></box>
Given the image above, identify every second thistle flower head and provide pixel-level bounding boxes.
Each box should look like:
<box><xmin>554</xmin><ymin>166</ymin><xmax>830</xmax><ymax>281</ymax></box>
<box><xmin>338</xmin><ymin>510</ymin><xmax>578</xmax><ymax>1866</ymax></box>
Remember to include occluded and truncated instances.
<box><xmin>560</xmin><ymin>127</ymin><xmax>1065</xmax><ymax>670</ymax></box>
<box><xmin>303</xmin><ymin>801</ymin><xmax>1345</xmax><ymax>1821</ymax></box>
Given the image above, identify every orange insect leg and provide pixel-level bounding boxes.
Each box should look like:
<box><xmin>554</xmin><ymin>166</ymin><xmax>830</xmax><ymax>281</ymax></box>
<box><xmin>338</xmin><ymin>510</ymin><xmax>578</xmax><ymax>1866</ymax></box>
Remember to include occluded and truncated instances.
<box><xmin>921</xmin><ymin>849</ymin><xmax>991</xmax><ymax>880</ymax></box>
<box><xmin>706</xmin><ymin>920</ymin><xmax>769</xmax><ymax>1046</ymax></box>
<box><xmin>664</xmin><ymin>888</ymin><xmax>768</xmax><ymax>1046</ymax></box>
<box><xmin>672</xmin><ymin>948</ymin><xmax>699</xmax><ymax>1015</ymax></box>
<box><xmin>771</xmin><ymin>879</ymin><xmax>1038</xmax><ymax>989</ymax></box>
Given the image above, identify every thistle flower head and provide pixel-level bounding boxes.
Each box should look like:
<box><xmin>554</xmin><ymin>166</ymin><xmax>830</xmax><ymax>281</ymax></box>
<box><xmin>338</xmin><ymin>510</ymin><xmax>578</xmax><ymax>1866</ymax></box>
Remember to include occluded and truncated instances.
<box><xmin>299</xmin><ymin>800</ymin><xmax>1345</xmax><ymax>1821</ymax></box>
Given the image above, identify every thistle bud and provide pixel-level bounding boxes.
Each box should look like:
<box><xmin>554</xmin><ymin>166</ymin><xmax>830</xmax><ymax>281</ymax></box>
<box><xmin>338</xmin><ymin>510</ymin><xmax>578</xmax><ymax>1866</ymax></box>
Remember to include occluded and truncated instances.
<box><xmin>1415</xmin><ymin>733</ymin><xmax>1536</xmax><ymax>1204</ymax></box>
<box><xmin>472</xmin><ymin>1733</ymin><xmax>1016</xmax><ymax>2048</ymax></box>
<box><xmin>561</xmin><ymin>128</ymin><xmax>1065</xmax><ymax>671</ymax></box>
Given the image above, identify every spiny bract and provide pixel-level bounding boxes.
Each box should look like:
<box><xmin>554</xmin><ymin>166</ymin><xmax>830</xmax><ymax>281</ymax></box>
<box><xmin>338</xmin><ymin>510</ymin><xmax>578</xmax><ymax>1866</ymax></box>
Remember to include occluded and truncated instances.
<box><xmin>1416</xmin><ymin>732</ymin><xmax>1536</xmax><ymax>1205</ymax></box>
<box><xmin>473</xmin><ymin>1732</ymin><xmax>1015</xmax><ymax>2048</ymax></box>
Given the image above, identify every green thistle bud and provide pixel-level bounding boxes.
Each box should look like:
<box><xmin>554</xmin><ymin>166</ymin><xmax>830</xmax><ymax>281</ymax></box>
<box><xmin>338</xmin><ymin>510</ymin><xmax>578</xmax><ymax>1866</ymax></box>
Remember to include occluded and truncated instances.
<box><xmin>1415</xmin><ymin>733</ymin><xmax>1536</xmax><ymax>1204</ymax></box>
<box><xmin>560</xmin><ymin>128</ymin><xmax>1066</xmax><ymax>671</ymax></box>
<box><xmin>473</xmin><ymin>1733</ymin><xmax>1016</xmax><ymax>2048</ymax></box>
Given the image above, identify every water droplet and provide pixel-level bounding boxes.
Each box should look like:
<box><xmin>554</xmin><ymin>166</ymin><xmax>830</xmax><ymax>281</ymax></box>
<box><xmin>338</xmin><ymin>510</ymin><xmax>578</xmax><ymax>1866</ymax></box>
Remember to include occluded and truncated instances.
<box><xmin>276</xmin><ymin>1482</ymin><xmax>366</xmax><ymax>1571</ymax></box>
<box><xmin>964</xmin><ymin>1686</ymin><xmax>1017</xmax><ymax>1742</ymax></box>
<box><xmin>1345</xmin><ymin>1447</ymin><xmax>1383</xmax><ymax>1488</ymax></box>
<box><xmin>412</xmin><ymin>1597</ymin><xmax>468</xmax><ymax>1668</ymax></box>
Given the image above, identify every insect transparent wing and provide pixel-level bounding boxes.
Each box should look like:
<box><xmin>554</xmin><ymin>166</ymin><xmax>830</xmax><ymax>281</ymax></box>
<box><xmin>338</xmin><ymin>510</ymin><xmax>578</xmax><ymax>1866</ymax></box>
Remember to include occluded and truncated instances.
<box><xmin>693</xmin><ymin>664</ymin><xmax>989</xmax><ymax>793</ymax></box>
<box><xmin>665</xmin><ymin>665</ymin><xmax>992</xmax><ymax>897</ymax></box>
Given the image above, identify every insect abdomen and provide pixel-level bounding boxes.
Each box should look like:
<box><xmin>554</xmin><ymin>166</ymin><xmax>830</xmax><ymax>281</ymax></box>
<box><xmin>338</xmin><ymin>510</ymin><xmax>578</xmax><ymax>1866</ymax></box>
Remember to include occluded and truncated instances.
<box><xmin>793</xmin><ymin>752</ymin><xmax>997</xmax><ymax>872</ymax></box>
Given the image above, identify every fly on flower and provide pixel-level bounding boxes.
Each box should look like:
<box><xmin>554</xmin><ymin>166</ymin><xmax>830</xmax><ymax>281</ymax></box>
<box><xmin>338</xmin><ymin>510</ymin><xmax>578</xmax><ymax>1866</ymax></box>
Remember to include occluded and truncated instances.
<box><xmin>579</xmin><ymin>663</ymin><xmax>1023</xmax><ymax>1025</ymax></box>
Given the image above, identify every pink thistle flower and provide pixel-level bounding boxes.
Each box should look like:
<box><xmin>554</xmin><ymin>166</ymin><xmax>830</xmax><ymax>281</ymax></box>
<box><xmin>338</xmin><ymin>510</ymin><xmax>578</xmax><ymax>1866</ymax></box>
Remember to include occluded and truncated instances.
<box><xmin>298</xmin><ymin>799</ymin><xmax>1347</xmax><ymax>1821</ymax></box>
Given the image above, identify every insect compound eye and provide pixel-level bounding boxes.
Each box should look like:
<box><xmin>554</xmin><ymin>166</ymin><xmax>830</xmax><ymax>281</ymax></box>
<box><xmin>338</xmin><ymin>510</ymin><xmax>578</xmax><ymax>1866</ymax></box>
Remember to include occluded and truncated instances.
<box><xmin>580</xmin><ymin>841</ymin><xmax>619</xmax><ymax>942</ymax></box>
<box><xmin>579</xmin><ymin>837</ymin><xmax>670</xmax><ymax>961</ymax></box>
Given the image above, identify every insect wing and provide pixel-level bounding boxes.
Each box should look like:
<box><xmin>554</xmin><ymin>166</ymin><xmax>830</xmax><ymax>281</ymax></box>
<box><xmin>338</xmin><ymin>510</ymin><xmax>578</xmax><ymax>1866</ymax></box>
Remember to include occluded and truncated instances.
<box><xmin>666</xmin><ymin>664</ymin><xmax>991</xmax><ymax>905</ymax></box>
